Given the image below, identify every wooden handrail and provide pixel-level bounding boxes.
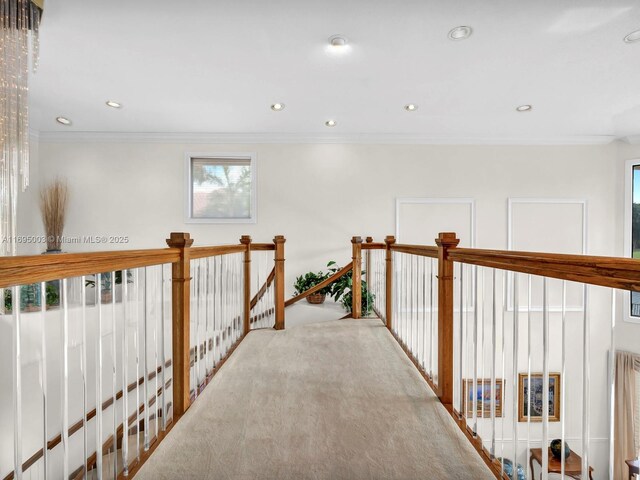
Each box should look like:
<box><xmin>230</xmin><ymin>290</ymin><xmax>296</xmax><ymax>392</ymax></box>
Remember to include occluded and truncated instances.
<box><xmin>189</xmin><ymin>244</ymin><xmax>246</xmax><ymax>259</ymax></box>
<box><xmin>390</xmin><ymin>244</ymin><xmax>438</xmax><ymax>258</ymax></box>
<box><xmin>0</xmin><ymin>248</ymin><xmax>180</xmax><ymax>288</ymax></box>
<box><xmin>361</xmin><ymin>242</ymin><xmax>385</xmax><ymax>250</ymax></box>
<box><xmin>250</xmin><ymin>267</ymin><xmax>276</xmax><ymax>309</ymax></box>
<box><xmin>285</xmin><ymin>261</ymin><xmax>353</xmax><ymax>307</ymax></box>
<box><xmin>250</xmin><ymin>243</ymin><xmax>276</xmax><ymax>251</ymax></box>
<box><xmin>449</xmin><ymin>247</ymin><xmax>640</xmax><ymax>291</ymax></box>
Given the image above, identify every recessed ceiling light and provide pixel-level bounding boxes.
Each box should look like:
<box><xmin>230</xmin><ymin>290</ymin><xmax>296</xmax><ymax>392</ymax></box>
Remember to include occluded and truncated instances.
<box><xmin>325</xmin><ymin>120</ymin><xmax>337</xmax><ymax>127</ymax></box>
<box><xmin>404</xmin><ymin>104</ymin><xmax>418</xmax><ymax>111</ymax></box>
<box><xmin>516</xmin><ymin>105</ymin><xmax>533</xmax><ymax>112</ymax></box>
<box><xmin>328</xmin><ymin>35</ymin><xmax>347</xmax><ymax>47</ymax></box>
<box><xmin>56</xmin><ymin>116</ymin><xmax>72</xmax><ymax>125</ymax></box>
<box><xmin>448</xmin><ymin>26</ymin><xmax>472</xmax><ymax>40</ymax></box>
<box><xmin>624</xmin><ymin>29</ymin><xmax>640</xmax><ymax>43</ymax></box>
<box><xmin>105</xmin><ymin>100</ymin><xmax>122</xmax><ymax>108</ymax></box>
<box><xmin>271</xmin><ymin>103</ymin><xmax>285</xmax><ymax>111</ymax></box>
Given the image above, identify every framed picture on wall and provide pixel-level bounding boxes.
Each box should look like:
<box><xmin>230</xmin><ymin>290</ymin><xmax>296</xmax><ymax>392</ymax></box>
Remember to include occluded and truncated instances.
<box><xmin>462</xmin><ymin>379</ymin><xmax>504</xmax><ymax>418</ymax></box>
<box><xmin>518</xmin><ymin>373</ymin><xmax>561</xmax><ymax>422</ymax></box>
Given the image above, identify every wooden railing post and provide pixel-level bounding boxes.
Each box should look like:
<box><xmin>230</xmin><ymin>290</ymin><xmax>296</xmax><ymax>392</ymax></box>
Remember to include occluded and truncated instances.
<box><xmin>166</xmin><ymin>232</ymin><xmax>194</xmax><ymax>417</ymax></box>
<box><xmin>273</xmin><ymin>235</ymin><xmax>286</xmax><ymax>330</ymax></box>
<box><xmin>435</xmin><ymin>232</ymin><xmax>460</xmax><ymax>407</ymax></box>
<box><xmin>240</xmin><ymin>235</ymin><xmax>252</xmax><ymax>334</ymax></box>
<box><xmin>351</xmin><ymin>236</ymin><xmax>363</xmax><ymax>319</ymax></box>
<box><xmin>384</xmin><ymin>235</ymin><xmax>396</xmax><ymax>330</ymax></box>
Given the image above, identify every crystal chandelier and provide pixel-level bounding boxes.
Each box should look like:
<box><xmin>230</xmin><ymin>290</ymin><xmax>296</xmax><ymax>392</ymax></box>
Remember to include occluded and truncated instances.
<box><xmin>0</xmin><ymin>0</ymin><xmax>41</xmax><ymax>256</ymax></box>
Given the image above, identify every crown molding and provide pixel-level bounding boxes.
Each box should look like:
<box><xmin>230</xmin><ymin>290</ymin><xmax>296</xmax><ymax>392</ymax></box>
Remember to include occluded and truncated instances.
<box><xmin>36</xmin><ymin>131</ymin><xmax>616</xmax><ymax>146</ymax></box>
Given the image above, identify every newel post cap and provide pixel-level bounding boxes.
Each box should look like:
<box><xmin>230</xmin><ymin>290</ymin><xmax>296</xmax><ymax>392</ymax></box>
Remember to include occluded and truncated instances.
<box><xmin>384</xmin><ymin>235</ymin><xmax>396</xmax><ymax>246</ymax></box>
<box><xmin>435</xmin><ymin>232</ymin><xmax>460</xmax><ymax>248</ymax></box>
<box><xmin>365</xmin><ymin>236</ymin><xmax>373</xmax><ymax>243</ymax></box>
<box><xmin>166</xmin><ymin>232</ymin><xmax>194</xmax><ymax>248</ymax></box>
<box><xmin>351</xmin><ymin>236</ymin><xmax>363</xmax><ymax>244</ymax></box>
<box><xmin>240</xmin><ymin>235</ymin><xmax>252</xmax><ymax>245</ymax></box>
<box><xmin>273</xmin><ymin>235</ymin><xmax>286</xmax><ymax>244</ymax></box>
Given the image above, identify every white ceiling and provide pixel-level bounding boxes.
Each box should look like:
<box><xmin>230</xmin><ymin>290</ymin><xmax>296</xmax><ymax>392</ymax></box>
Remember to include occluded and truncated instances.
<box><xmin>30</xmin><ymin>0</ymin><xmax>640</xmax><ymax>143</ymax></box>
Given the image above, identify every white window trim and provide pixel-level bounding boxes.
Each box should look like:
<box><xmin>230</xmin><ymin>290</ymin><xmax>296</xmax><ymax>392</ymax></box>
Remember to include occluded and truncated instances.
<box><xmin>184</xmin><ymin>152</ymin><xmax>257</xmax><ymax>224</ymax></box>
<box><xmin>623</xmin><ymin>158</ymin><xmax>640</xmax><ymax>324</ymax></box>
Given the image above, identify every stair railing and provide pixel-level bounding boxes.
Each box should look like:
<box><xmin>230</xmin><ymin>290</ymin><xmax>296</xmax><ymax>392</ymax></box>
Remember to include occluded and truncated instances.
<box><xmin>356</xmin><ymin>232</ymin><xmax>629</xmax><ymax>480</ymax></box>
<box><xmin>1</xmin><ymin>232</ymin><xmax>286</xmax><ymax>480</ymax></box>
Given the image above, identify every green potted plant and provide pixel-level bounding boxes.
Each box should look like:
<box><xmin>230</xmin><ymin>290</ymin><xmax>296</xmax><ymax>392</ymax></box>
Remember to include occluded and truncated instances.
<box><xmin>3</xmin><ymin>281</ymin><xmax>60</xmax><ymax>313</ymax></box>
<box><xmin>327</xmin><ymin>261</ymin><xmax>375</xmax><ymax>316</ymax></box>
<box><xmin>85</xmin><ymin>270</ymin><xmax>131</xmax><ymax>303</ymax></box>
<box><xmin>293</xmin><ymin>268</ymin><xmax>332</xmax><ymax>304</ymax></box>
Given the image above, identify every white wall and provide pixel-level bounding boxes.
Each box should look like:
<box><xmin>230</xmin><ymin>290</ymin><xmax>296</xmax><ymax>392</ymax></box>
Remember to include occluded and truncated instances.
<box><xmin>34</xmin><ymin>141</ymin><xmax>619</xmax><ymax>280</ymax></box>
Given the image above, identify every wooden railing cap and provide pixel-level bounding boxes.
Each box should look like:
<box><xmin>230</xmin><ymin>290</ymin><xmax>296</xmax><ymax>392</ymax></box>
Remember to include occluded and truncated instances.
<box><xmin>239</xmin><ymin>235</ymin><xmax>252</xmax><ymax>244</ymax></box>
<box><xmin>384</xmin><ymin>235</ymin><xmax>396</xmax><ymax>245</ymax></box>
<box><xmin>273</xmin><ymin>235</ymin><xmax>286</xmax><ymax>244</ymax></box>
<box><xmin>166</xmin><ymin>232</ymin><xmax>194</xmax><ymax>248</ymax></box>
<box><xmin>365</xmin><ymin>236</ymin><xmax>373</xmax><ymax>243</ymax></box>
<box><xmin>435</xmin><ymin>232</ymin><xmax>460</xmax><ymax>248</ymax></box>
<box><xmin>351</xmin><ymin>236</ymin><xmax>363</xmax><ymax>244</ymax></box>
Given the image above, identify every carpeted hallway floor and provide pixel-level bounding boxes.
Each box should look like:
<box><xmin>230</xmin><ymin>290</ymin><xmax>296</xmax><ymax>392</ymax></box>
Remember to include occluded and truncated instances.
<box><xmin>137</xmin><ymin>318</ymin><xmax>494</xmax><ymax>480</ymax></box>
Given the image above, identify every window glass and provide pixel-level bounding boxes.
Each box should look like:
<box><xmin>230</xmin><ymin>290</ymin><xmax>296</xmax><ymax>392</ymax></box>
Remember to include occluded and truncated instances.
<box><xmin>190</xmin><ymin>157</ymin><xmax>253</xmax><ymax>220</ymax></box>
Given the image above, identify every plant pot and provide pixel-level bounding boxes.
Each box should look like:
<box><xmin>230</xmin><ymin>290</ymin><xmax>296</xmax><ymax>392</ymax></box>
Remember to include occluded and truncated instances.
<box><xmin>306</xmin><ymin>293</ymin><xmax>326</xmax><ymax>304</ymax></box>
<box><xmin>101</xmin><ymin>291</ymin><xmax>113</xmax><ymax>303</ymax></box>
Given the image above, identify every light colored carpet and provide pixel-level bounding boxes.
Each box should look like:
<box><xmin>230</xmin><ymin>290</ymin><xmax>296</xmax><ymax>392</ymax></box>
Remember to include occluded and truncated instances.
<box><xmin>137</xmin><ymin>319</ymin><xmax>494</xmax><ymax>480</ymax></box>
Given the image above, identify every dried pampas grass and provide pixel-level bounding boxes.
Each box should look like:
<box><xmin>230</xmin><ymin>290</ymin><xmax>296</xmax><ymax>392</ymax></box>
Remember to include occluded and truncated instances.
<box><xmin>40</xmin><ymin>179</ymin><xmax>69</xmax><ymax>251</ymax></box>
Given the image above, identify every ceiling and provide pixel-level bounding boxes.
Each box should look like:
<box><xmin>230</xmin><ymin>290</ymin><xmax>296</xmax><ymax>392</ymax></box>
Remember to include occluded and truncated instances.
<box><xmin>30</xmin><ymin>0</ymin><xmax>640</xmax><ymax>143</ymax></box>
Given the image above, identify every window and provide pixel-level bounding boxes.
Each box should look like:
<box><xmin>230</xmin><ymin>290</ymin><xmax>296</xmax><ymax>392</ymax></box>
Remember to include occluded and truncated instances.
<box><xmin>625</xmin><ymin>160</ymin><xmax>640</xmax><ymax>322</ymax></box>
<box><xmin>185</xmin><ymin>154</ymin><xmax>256</xmax><ymax>223</ymax></box>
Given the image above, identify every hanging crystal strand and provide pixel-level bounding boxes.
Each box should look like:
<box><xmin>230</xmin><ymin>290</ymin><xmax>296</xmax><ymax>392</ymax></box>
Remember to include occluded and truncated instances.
<box><xmin>526</xmin><ymin>275</ymin><xmax>532</xmax><ymax>480</ymax></box>
<box><xmin>512</xmin><ymin>273</ymin><xmax>519</xmax><ymax>477</ymax></box>
<box><xmin>542</xmin><ymin>278</ymin><xmax>549</xmax><ymax>480</ymax></box>
<box><xmin>560</xmin><ymin>281</ymin><xmax>566</xmax><ymax>479</ymax></box>
<box><xmin>471</xmin><ymin>265</ymin><xmax>478</xmax><ymax>436</ymax></box>
<box><xmin>490</xmin><ymin>269</ymin><xmax>496</xmax><ymax>458</ymax></box>
<box><xmin>581</xmin><ymin>284</ymin><xmax>590</xmax><ymax>479</ymax></box>
<box><xmin>608</xmin><ymin>289</ymin><xmax>616</xmax><ymax>480</ymax></box>
<box><xmin>0</xmin><ymin>0</ymin><xmax>39</xmax><ymax>256</ymax></box>
<box><xmin>13</xmin><ymin>286</ymin><xmax>22</xmax><ymax>479</ymax></box>
<box><xmin>96</xmin><ymin>275</ymin><xmax>104</xmax><ymax>479</ymax></box>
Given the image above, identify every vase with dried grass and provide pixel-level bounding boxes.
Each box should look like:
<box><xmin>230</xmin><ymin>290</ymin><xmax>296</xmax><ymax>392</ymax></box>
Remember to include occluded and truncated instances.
<box><xmin>39</xmin><ymin>179</ymin><xmax>69</xmax><ymax>254</ymax></box>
